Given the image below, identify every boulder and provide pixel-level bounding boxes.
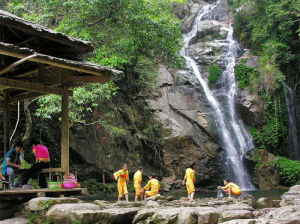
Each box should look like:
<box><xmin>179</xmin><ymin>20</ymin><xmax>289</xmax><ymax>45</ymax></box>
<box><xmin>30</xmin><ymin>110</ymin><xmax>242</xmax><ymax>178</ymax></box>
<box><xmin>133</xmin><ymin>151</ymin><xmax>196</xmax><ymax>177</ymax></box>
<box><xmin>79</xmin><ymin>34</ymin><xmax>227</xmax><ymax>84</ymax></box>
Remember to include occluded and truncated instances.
<box><xmin>280</xmin><ymin>185</ymin><xmax>300</xmax><ymax>206</ymax></box>
<box><xmin>252</xmin><ymin>150</ymin><xmax>280</xmax><ymax>190</ymax></box>
<box><xmin>45</xmin><ymin>203</ymin><xmax>101</xmax><ymax>224</ymax></box>
<box><xmin>201</xmin><ymin>0</ymin><xmax>230</xmax><ymax>21</ymax></box>
<box><xmin>26</xmin><ymin>197</ymin><xmax>81</xmax><ymax>211</ymax></box>
<box><xmin>270</xmin><ymin>200</ymin><xmax>281</xmax><ymax>208</ymax></box>
<box><xmin>145</xmin><ymin>200</ymin><xmax>159</xmax><ymax>207</ymax></box>
<box><xmin>256</xmin><ymin>198</ymin><xmax>269</xmax><ymax>208</ymax></box>
<box><xmin>73</xmin><ymin>207</ymin><xmax>140</xmax><ymax>224</ymax></box>
<box><xmin>243</xmin><ymin>195</ymin><xmax>255</xmax><ymax>206</ymax></box>
<box><xmin>257</xmin><ymin>205</ymin><xmax>300</xmax><ymax>223</ymax></box>
<box><xmin>156</xmin><ymin>64</ymin><xmax>173</xmax><ymax>87</ymax></box>
<box><xmin>134</xmin><ymin>207</ymin><xmax>219</xmax><ymax>224</ymax></box>
<box><xmin>281</xmin><ymin>185</ymin><xmax>300</xmax><ymax>201</ymax></box>
<box><xmin>0</xmin><ymin>218</ymin><xmax>28</xmax><ymax>224</ymax></box>
<box><xmin>219</xmin><ymin>210</ymin><xmax>253</xmax><ymax>222</ymax></box>
<box><xmin>181</xmin><ymin>4</ymin><xmax>202</xmax><ymax>33</ymax></box>
<box><xmin>93</xmin><ymin>200</ymin><xmax>111</xmax><ymax>209</ymax></box>
<box><xmin>145</xmin><ymin>194</ymin><xmax>165</xmax><ymax>201</ymax></box>
<box><xmin>220</xmin><ymin>219</ymin><xmax>256</xmax><ymax>224</ymax></box>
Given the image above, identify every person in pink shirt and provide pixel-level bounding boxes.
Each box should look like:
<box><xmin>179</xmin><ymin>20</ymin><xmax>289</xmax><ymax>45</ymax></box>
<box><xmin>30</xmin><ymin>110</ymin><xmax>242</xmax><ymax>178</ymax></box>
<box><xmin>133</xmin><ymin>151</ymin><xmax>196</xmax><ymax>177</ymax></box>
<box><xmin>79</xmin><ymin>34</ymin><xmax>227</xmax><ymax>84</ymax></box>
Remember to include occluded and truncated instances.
<box><xmin>22</xmin><ymin>140</ymin><xmax>50</xmax><ymax>188</ymax></box>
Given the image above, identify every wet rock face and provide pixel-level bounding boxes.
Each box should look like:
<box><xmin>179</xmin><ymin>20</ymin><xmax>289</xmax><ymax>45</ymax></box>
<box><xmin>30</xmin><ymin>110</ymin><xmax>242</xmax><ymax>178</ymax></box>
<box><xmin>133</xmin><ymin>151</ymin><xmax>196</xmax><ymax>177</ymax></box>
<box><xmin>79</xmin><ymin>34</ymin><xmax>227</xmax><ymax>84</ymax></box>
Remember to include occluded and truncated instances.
<box><xmin>251</xmin><ymin>150</ymin><xmax>280</xmax><ymax>190</ymax></box>
<box><xmin>236</xmin><ymin>51</ymin><xmax>264</xmax><ymax>127</ymax></box>
<box><xmin>149</xmin><ymin>64</ymin><xmax>222</xmax><ymax>185</ymax></box>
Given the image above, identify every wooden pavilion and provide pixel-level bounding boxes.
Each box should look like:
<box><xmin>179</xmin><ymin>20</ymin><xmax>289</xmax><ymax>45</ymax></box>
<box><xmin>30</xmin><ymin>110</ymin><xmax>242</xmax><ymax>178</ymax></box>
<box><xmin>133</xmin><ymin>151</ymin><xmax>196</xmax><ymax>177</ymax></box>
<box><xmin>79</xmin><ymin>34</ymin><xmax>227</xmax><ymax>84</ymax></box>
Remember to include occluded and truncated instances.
<box><xmin>0</xmin><ymin>10</ymin><xmax>122</xmax><ymax>173</ymax></box>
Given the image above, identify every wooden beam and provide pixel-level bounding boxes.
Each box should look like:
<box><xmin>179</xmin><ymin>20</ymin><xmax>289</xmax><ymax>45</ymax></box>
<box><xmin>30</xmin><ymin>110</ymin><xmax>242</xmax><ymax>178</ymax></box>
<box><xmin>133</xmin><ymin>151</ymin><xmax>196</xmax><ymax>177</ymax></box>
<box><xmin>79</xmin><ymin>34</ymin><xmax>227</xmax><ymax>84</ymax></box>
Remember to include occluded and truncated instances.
<box><xmin>0</xmin><ymin>54</ymin><xmax>37</xmax><ymax>76</ymax></box>
<box><xmin>17</xmin><ymin>36</ymin><xmax>36</xmax><ymax>46</ymax></box>
<box><xmin>0</xmin><ymin>77</ymin><xmax>72</xmax><ymax>95</ymax></box>
<box><xmin>8</xmin><ymin>92</ymin><xmax>46</xmax><ymax>104</ymax></box>
<box><xmin>0</xmin><ymin>48</ymin><xmax>105</xmax><ymax>76</ymax></box>
<box><xmin>68</xmin><ymin>75</ymin><xmax>110</xmax><ymax>84</ymax></box>
<box><xmin>61</xmin><ymin>86</ymin><xmax>69</xmax><ymax>173</ymax></box>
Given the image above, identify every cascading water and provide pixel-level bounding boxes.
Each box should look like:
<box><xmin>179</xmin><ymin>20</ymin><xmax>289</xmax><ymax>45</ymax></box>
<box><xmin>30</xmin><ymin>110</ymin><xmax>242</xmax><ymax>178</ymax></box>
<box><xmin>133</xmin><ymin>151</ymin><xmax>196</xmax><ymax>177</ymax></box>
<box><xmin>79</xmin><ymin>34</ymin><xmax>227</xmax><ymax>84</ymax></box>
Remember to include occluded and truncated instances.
<box><xmin>285</xmin><ymin>84</ymin><xmax>300</xmax><ymax>160</ymax></box>
<box><xmin>182</xmin><ymin>0</ymin><xmax>255</xmax><ymax>189</ymax></box>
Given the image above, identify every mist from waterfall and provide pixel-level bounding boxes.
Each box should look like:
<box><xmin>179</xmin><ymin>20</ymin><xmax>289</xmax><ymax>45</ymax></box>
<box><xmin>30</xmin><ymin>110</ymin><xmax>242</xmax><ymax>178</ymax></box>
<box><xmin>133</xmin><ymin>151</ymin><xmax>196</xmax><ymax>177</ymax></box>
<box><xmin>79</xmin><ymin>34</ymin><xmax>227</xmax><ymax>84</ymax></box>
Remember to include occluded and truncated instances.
<box><xmin>285</xmin><ymin>84</ymin><xmax>300</xmax><ymax>160</ymax></box>
<box><xmin>182</xmin><ymin>0</ymin><xmax>255</xmax><ymax>189</ymax></box>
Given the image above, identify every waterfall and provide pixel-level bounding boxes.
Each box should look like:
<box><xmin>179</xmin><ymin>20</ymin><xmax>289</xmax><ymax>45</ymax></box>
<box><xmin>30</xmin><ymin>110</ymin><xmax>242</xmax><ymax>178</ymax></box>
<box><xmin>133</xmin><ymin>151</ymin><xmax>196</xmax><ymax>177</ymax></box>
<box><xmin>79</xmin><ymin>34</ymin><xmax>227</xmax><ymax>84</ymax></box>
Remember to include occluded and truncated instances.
<box><xmin>285</xmin><ymin>84</ymin><xmax>300</xmax><ymax>160</ymax></box>
<box><xmin>182</xmin><ymin>0</ymin><xmax>255</xmax><ymax>189</ymax></box>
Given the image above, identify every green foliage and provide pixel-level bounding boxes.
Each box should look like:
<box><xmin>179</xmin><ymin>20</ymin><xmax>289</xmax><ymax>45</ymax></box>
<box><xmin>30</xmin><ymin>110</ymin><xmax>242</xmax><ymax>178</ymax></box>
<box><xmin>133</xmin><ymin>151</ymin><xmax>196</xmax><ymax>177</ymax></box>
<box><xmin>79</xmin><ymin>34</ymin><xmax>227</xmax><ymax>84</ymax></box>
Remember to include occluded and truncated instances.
<box><xmin>249</xmin><ymin>93</ymin><xmax>288</xmax><ymax>155</ymax></box>
<box><xmin>81</xmin><ymin>178</ymin><xmax>117</xmax><ymax>194</ymax></box>
<box><xmin>235</xmin><ymin>62</ymin><xmax>259</xmax><ymax>89</ymax></box>
<box><xmin>277</xmin><ymin>156</ymin><xmax>300</xmax><ymax>186</ymax></box>
<box><xmin>227</xmin><ymin>0</ymin><xmax>247</xmax><ymax>9</ymax></box>
<box><xmin>28</xmin><ymin>212</ymin><xmax>51</xmax><ymax>224</ymax></box>
<box><xmin>35</xmin><ymin>83</ymin><xmax>118</xmax><ymax>125</ymax></box>
<box><xmin>72</xmin><ymin>221</ymin><xmax>83</xmax><ymax>224</ymax></box>
<box><xmin>232</xmin><ymin>0</ymin><xmax>299</xmax><ymax>94</ymax></box>
<box><xmin>6</xmin><ymin>0</ymin><xmax>185</xmax><ymax>69</ymax></box>
<box><xmin>39</xmin><ymin>199</ymin><xmax>56</xmax><ymax>209</ymax></box>
<box><xmin>208</xmin><ymin>65</ymin><xmax>222</xmax><ymax>83</ymax></box>
<box><xmin>21</xmin><ymin>158</ymin><xmax>32</xmax><ymax>169</ymax></box>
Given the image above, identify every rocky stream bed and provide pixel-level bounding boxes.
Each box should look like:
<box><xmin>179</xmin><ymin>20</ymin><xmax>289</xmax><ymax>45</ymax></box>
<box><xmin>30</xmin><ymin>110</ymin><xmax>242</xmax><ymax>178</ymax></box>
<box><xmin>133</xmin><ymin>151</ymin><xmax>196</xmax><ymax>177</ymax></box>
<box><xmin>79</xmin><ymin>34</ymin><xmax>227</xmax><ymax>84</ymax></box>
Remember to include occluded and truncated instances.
<box><xmin>0</xmin><ymin>185</ymin><xmax>299</xmax><ymax>224</ymax></box>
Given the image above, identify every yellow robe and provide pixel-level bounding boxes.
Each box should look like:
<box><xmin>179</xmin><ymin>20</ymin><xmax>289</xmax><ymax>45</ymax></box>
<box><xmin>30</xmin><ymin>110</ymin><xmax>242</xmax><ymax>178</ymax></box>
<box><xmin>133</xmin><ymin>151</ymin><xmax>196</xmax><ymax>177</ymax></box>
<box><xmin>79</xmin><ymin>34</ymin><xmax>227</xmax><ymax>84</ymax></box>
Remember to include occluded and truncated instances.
<box><xmin>144</xmin><ymin>178</ymin><xmax>160</xmax><ymax>197</ymax></box>
<box><xmin>224</xmin><ymin>182</ymin><xmax>242</xmax><ymax>196</ymax></box>
<box><xmin>114</xmin><ymin>169</ymin><xmax>129</xmax><ymax>198</ymax></box>
<box><xmin>133</xmin><ymin>170</ymin><xmax>143</xmax><ymax>196</ymax></box>
<box><xmin>184</xmin><ymin>168</ymin><xmax>196</xmax><ymax>194</ymax></box>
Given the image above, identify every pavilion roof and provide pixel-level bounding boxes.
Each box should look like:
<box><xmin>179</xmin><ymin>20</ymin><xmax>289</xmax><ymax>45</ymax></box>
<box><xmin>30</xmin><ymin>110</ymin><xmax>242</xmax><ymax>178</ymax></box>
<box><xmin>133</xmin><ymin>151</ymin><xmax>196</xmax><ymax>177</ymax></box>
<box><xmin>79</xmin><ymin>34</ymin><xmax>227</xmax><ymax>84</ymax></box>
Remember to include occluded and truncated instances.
<box><xmin>0</xmin><ymin>10</ymin><xmax>122</xmax><ymax>109</ymax></box>
<box><xmin>0</xmin><ymin>10</ymin><xmax>93</xmax><ymax>56</ymax></box>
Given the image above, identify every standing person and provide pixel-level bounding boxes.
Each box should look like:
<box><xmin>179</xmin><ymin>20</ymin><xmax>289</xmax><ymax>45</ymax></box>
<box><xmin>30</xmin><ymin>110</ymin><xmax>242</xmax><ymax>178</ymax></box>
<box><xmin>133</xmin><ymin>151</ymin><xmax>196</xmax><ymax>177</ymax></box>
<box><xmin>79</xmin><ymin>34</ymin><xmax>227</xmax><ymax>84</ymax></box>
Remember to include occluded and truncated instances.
<box><xmin>1</xmin><ymin>142</ymin><xmax>23</xmax><ymax>188</ymax></box>
<box><xmin>113</xmin><ymin>163</ymin><xmax>129</xmax><ymax>202</ymax></box>
<box><xmin>22</xmin><ymin>140</ymin><xmax>50</xmax><ymax>188</ymax></box>
<box><xmin>182</xmin><ymin>162</ymin><xmax>196</xmax><ymax>201</ymax></box>
<box><xmin>133</xmin><ymin>166</ymin><xmax>144</xmax><ymax>202</ymax></box>
<box><xmin>218</xmin><ymin>179</ymin><xmax>242</xmax><ymax>198</ymax></box>
<box><xmin>143</xmin><ymin>173</ymin><xmax>160</xmax><ymax>198</ymax></box>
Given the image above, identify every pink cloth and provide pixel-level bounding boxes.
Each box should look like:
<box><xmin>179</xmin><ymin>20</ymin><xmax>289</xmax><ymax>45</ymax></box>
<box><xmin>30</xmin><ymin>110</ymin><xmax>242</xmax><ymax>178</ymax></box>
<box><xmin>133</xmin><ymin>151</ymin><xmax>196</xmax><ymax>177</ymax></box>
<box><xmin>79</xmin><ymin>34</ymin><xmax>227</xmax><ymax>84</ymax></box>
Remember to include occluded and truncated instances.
<box><xmin>33</xmin><ymin>145</ymin><xmax>50</xmax><ymax>160</ymax></box>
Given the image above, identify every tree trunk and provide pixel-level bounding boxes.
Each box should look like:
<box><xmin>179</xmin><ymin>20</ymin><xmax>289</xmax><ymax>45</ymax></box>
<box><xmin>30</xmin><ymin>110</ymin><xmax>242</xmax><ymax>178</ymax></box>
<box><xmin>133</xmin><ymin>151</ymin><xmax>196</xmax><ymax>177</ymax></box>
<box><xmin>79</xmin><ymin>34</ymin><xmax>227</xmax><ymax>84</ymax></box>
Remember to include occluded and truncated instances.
<box><xmin>22</xmin><ymin>99</ymin><xmax>32</xmax><ymax>144</ymax></box>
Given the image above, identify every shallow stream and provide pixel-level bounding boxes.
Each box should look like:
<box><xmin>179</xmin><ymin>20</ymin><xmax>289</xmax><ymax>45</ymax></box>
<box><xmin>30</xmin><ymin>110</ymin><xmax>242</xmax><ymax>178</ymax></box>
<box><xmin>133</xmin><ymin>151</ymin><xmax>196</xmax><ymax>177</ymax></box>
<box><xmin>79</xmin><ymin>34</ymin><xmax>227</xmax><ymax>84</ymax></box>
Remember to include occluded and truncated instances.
<box><xmin>77</xmin><ymin>188</ymin><xmax>288</xmax><ymax>204</ymax></box>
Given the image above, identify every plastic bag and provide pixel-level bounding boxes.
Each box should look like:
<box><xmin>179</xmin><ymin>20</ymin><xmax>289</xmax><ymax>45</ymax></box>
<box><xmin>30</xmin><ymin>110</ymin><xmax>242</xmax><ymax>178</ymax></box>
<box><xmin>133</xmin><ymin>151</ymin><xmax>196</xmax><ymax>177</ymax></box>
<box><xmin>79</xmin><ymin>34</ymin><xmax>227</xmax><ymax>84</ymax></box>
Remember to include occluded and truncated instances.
<box><xmin>217</xmin><ymin>189</ymin><xmax>224</xmax><ymax>199</ymax></box>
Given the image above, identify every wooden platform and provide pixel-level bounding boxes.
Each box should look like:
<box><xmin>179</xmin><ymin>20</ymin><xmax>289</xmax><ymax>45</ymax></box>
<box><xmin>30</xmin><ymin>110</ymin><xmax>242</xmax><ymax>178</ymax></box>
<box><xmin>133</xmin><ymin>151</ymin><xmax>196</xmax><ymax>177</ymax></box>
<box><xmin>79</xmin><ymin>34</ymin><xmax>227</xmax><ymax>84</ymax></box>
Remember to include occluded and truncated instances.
<box><xmin>0</xmin><ymin>188</ymin><xmax>87</xmax><ymax>199</ymax></box>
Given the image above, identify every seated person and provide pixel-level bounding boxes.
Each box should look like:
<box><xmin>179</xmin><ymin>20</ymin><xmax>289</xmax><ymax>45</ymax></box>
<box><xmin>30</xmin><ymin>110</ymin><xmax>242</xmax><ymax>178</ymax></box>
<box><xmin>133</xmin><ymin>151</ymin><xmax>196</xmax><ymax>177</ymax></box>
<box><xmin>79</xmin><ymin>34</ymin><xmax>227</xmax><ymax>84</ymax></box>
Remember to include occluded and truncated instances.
<box><xmin>22</xmin><ymin>140</ymin><xmax>50</xmax><ymax>188</ymax></box>
<box><xmin>218</xmin><ymin>179</ymin><xmax>242</xmax><ymax>198</ymax></box>
<box><xmin>1</xmin><ymin>142</ymin><xmax>23</xmax><ymax>188</ymax></box>
<box><xmin>143</xmin><ymin>173</ymin><xmax>160</xmax><ymax>198</ymax></box>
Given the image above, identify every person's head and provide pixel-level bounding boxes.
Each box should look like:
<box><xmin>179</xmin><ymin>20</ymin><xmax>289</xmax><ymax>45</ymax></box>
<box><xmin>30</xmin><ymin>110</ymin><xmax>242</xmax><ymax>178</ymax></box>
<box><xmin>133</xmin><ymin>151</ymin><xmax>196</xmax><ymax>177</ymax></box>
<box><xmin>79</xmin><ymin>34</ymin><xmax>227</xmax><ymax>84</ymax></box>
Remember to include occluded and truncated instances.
<box><xmin>14</xmin><ymin>141</ymin><xmax>23</xmax><ymax>152</ymax></box>
<box><xmin>224</xmin><ymin>179</ymin><xmax>230</xmax><ymax>185</ymax></box>
<box><xmin>30</xmin><ymin>139</ymin><xmax>40</xmax><ymax>147</ymax></box>
<box><xmin>189</xmin><ymin>161</ymin><xmax>196</xmax><ymax>169</ymax></box>
<box><xmin>122</xmin><ymin>163</ymin><xmax>128</xmax><ymax>171</ymax></box>
<box><xmin>148</xmin><ymin>173</ymin><xmax>156</xmax><ymax>179</ymax></box>
<box><xmin>138</xmin><ymin>166</ymin><xmax>144</xmax><ymax>173</ymax></box>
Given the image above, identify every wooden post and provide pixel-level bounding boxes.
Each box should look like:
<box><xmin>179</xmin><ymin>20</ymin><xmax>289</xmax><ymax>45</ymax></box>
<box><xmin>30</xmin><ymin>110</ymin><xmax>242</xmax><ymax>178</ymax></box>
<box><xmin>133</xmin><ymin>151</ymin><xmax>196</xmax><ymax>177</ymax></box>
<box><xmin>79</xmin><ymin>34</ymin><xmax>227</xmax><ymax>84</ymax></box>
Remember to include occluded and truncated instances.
<box><xmin>61</xmin><ymin>86</ymin><xmax>69</xmax><ymax>173</ymax></box>
<box><xmin>3</xmin><ymin>93</ymin><xmax>9</xmax><ymax>155</ymax></box>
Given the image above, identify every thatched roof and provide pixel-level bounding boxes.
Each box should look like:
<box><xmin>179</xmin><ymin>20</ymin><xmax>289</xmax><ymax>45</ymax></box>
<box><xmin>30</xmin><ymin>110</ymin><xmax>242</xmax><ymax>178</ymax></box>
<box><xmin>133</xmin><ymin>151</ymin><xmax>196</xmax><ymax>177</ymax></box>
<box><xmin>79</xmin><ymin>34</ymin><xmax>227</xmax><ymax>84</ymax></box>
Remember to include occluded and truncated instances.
<box><xmin>0</xmin><ymin>10</ymin><xmax>123</xmax><ymax>108</ymax></box>
<box><xmin>0</xmin><ymin>9</ymin><xmax>93</xmax><ymax>56</ymax></box>
<box><xmin>0</xmin><ymin>42</ymin><xmax>122</xmax><ymax>76</ymax></box>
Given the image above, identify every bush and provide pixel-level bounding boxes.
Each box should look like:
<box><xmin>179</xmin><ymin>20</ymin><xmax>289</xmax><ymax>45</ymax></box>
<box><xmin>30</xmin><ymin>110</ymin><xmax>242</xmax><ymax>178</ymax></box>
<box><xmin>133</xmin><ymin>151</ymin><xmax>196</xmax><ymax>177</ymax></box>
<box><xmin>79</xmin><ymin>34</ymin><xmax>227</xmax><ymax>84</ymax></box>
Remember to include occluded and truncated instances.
<box><xmin>81</xmin><ymin>179</ymin><xmax>117</xmax><ymax>194</ymax></box>
<box><xmin>277</xmin><ymin>156</ymin><xmax>300</xmax><ymax>186</ymax></box>
<box><xmin>208</xmin><ymin>65</ymin><xmax>222</xmax><ymax>83</ymax></box>
<box><xmin>235</xmin><ymin>63</ymin><xmax>259</xmax><ymax>89</ymax></box>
